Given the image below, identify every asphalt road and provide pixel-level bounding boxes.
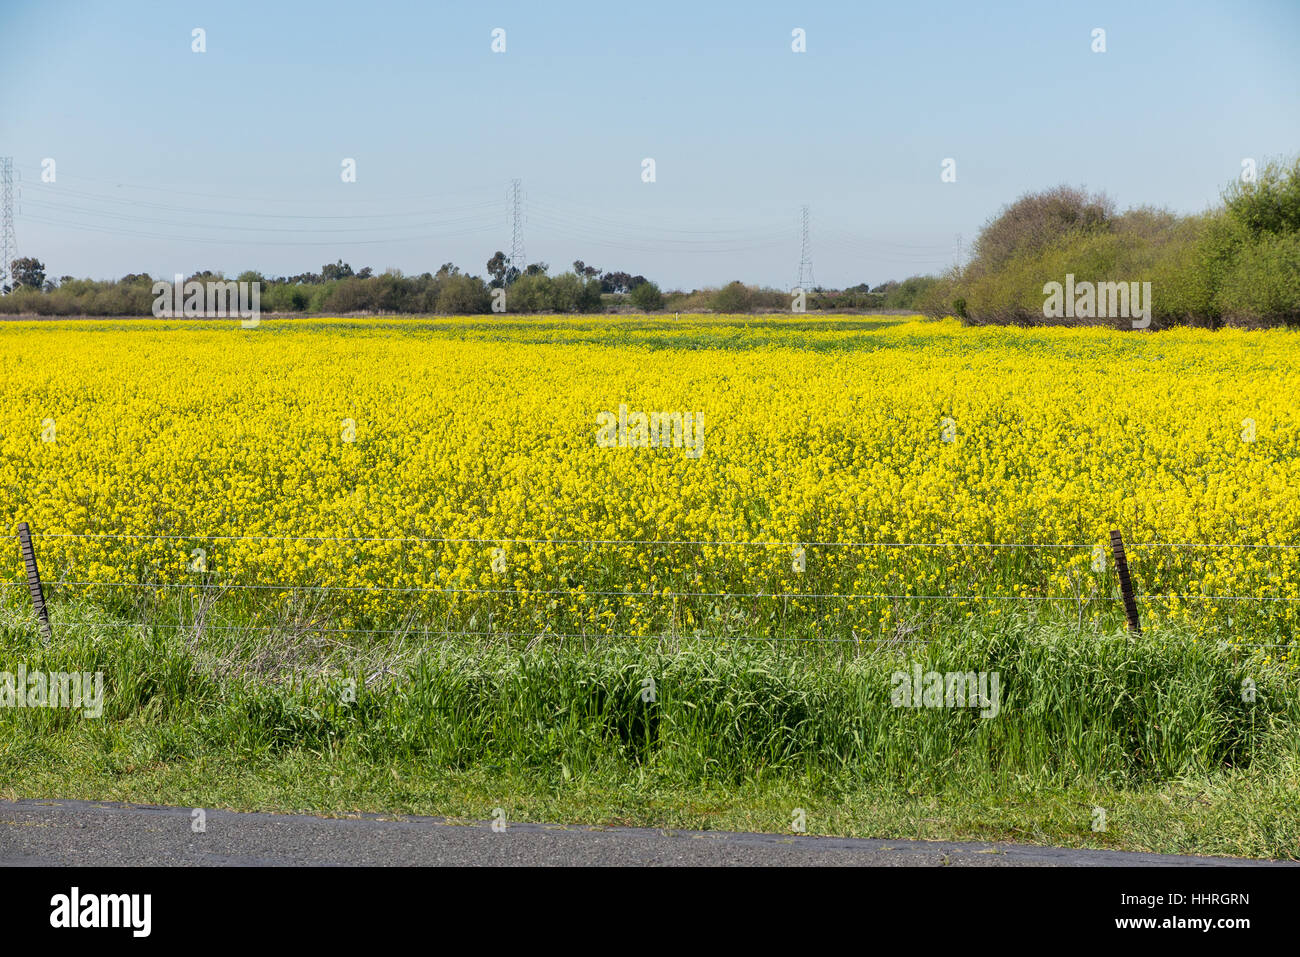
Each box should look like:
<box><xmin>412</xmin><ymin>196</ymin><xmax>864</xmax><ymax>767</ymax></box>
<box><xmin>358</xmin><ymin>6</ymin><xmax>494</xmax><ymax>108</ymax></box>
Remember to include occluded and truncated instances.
<box><xmin>1</xmin><ymin>799</ymin><xmax>1292</xmax><ymax>866</ymax></box>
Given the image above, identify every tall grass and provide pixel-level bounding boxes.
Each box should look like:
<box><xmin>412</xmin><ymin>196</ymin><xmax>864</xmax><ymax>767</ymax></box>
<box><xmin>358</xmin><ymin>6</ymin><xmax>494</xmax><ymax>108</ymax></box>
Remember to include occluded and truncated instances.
<box><xmin>3</xmin><ymin>609</ymin><xmax>1293</xmax><ymax>794</ymax></box>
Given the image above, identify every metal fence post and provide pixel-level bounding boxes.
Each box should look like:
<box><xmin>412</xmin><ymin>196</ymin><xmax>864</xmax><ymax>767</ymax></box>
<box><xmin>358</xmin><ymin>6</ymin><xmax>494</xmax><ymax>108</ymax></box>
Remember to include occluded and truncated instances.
<box><xmin>1109</xmin><ymin>529</ymin><xmax>1141</xmax><ymax>635</ymax></box>
<box><xmin>16</xmin><ymin>522</ymin><xmax>52</xmax><ymax>641</ymax></box>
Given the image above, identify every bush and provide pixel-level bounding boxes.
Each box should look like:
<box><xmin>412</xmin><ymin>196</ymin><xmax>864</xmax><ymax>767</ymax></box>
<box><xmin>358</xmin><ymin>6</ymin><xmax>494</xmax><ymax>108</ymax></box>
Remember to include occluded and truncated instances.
<box><xmin>711</xmin><ymin>281</ymin><xmax>754</xmax><ymax>313</ymax></box>
<box><xmin>917</xmin><ymin>273</ymin><xmax>961</xmax><ymax>318</ymax></box>
<box><xmin>970</xmin><ymin>185</ymin><xmax>1115</xmax><ymax>276</ymax></box>
<box><xmin>435</xmin><ymin>274</ymin><xmax>491</xmax><ymax>314</ymax></box>
<box><xmin>581</xmin><ymin>278</ymin><xmax>604</xmax><ymax>312</ymax></box>
<box><xmin>323</xmin><ymin>277</ymin><xmax>375</xmax><ymax>314</ymax></box>
<box><xmin>628</xmin><ymin>280</ymin><xmax>664</xmax><ymax>311</ymax></box>
<box><xmin>1217</xmin><ymin>232</ymin><xmax>1300</xmax><ymax>326</ymax></box>
<box><xmin>1223</xmin><ymin>156</ymin><xmax>1300</xmax><ymax>237</ymax></box>
<box><xmin>548</xmin><ymin>272</ymin><xmax>586</xmax><ymax>312</ymax></box>
<box><xmin>881</xmin><ymin>275</ymin><xmax>940</xmax><ymax>310</ymax></box>
<box><xmin>941</xmin><ymin>157</ymin><xmax>1300</xmax><ymax>328</ymax></box>
<box><xmin>506</xmin><ymin>272</ymin><xmax>553</xmax><ymax>312</ymax></box>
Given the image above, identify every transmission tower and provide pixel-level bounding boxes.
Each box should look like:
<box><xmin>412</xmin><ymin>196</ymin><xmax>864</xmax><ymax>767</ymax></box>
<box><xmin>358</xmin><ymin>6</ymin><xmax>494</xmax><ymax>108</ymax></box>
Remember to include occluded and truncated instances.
<box><xmin>953</xmin><ymin>232</ymin><xmax>964</xmax><ymax>269</ymax></box>
<box><xmin>508</xmin><ymin>178</ymin><xmax>525</xmax><ymax>278</ymax></box>
<box><xmin>1</xmin><ymin>158</ymin><xmax>15</xmax><ymax>293</ymax></box>
<box><xmin>795</xmin><ymin>205</ymin><xmax>814</xmax><ymax>292</ymax></box>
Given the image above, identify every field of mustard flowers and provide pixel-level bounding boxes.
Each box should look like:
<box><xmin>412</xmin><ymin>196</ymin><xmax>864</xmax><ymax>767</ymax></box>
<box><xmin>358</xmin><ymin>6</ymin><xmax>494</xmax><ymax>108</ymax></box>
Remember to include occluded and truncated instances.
<box><xmin>1</xmin><ymin>314</ymin><xmax>1297</xmax><ymax>665</ymax></box>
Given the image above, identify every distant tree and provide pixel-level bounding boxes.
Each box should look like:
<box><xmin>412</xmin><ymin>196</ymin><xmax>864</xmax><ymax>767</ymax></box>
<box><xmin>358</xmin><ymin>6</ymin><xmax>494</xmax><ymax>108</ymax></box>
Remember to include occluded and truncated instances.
<box><xmin>11</xmin><ymin>257</ymin><xmax>46</xmax><ymax>289</ymax></box>
<box><xmin>436</xmin><ymin>273</ymin><xmax>491</xmax><ymax>313</ymax></box>
<box><xmin>321</xmin><ymin>260</ymin><xmax>354</xmax><ymax>281</ymax></box>
<box><xmin>580</xmin><ymin>277</ymin><xmax>603</xmax><ymax>311</ymax></box>
<box><xmin>356</xmin><ymin>266</ymin><xmax>374</xmax><ymax>279</ymax></box>
<box><xmin>523</xmin><ymin>262</ymin><xmax>549</xmax><ymax>276</ymax></box>
<box><xmin>550</xmin><ymin>272</ymin><xmax>585</xmax><ymax>311</ymax></box>
<box><xmin>436</xmin><ymin>262</ymin><xmax>460</xmax><ymax>278</ymax></box>
<box><xmin>507</xmin><ymin>271</ymin><xmax>553</xmax><ymax>310</ymax></box>
<box><xmin>882</xmin><ymin>275</ymin><xmax>940</xmax><ymax>309</ymax></box>
<box><xmin>600</xmin><ymin>270</ymin><xmax>634</xmax><ymax>293</ymax></box>
<box><xmin>711</xmin><ymin>281</ymin><xmax>753</xmax><ymax>313</ymax></box>
<box><xmin>970</xmin><ymin>185</ymin><xmax>1114</xmax><ymax>275</ymax></box>
<box><xmin>1223</xmin><ymin>156</ymin><xmax>1300</xmax><ymax>237</ymax></box>
<box><xmin>487</xmin><ymin>251</ymin><xmax>509</xmax><ymax>287</ymax></box>
<box><xmin>629</xmin><ymin>280</ymin><xmax>664</xmax><ymax>311</ymax></box>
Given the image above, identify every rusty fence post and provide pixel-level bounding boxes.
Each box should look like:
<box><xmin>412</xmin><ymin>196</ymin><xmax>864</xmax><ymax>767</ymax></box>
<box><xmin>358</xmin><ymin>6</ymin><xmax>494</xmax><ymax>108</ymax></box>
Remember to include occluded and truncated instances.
<box><xmin>16</xmin><ymin>522</ymin><xmax>52</xmax><ymax>641</ymax></box>
<box><xmin>1109</xmin><ymin>529</ymin><xmax>1141</xmax><ymax>635</ymax></box>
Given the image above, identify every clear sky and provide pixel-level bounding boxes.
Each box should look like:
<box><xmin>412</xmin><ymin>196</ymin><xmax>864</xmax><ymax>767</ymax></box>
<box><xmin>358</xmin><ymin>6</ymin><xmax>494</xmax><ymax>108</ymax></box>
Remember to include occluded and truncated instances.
<box><xmin>1</xmin><ymin>0</ymin><xmax>1296</xmax><ymax>290</ymax></box>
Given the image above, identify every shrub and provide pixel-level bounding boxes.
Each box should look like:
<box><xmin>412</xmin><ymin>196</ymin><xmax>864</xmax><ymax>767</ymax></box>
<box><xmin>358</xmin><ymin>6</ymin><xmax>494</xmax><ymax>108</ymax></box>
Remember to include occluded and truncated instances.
<box><xmin>1222</xmin><ymin>156</ymin><xmax>1300</xmax><ymax>238</ymax></box>
<box><xmin>435</xmin><ymin>274</ymin><xmax>491</xmax><ymax>314</ymax></box>
<box><xmin>711</xmin><ymin>281</ymin><xmax>754</xmax><ymax>313</ymax></box>
<box><xmin>323</xmin><ymin>277</ymin><xmax>375</xmax><ymax>314</ymax></box>
<box><xmin>548</xmin><ymin>272</ymin><xmax>586</xmax><ymax>312</ymax></box>
<box><xmin>628</xmin><ymin>280</ymin><xmax>664</xmax><ymax>311</ymax></box>
<box><xmin>882</xmin><ymin>275</ymin><xmax>940</xmax><ymax>310</ymax></box>
<box><xmin>506</xmin><ymin>272</ymin><xmax>553</xmax><ymax>312</ymax></box>
<box><xmin>1217</xmin><ymin>232</ymin><xmax>1300</xmax><ymax>327</ymax></box>
<box><xmin>970</xmin><ymin>185</ymin><xmax>1115</xmax><ymax>276</ymax></box>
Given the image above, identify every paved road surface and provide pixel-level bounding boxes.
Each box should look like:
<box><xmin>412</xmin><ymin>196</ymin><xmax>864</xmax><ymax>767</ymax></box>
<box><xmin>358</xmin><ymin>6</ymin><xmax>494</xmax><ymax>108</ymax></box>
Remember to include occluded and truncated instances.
<box><xmin>0</xmin><ymin>799</ymin><xmax>1290</xmax><ymax>866</ymax></box>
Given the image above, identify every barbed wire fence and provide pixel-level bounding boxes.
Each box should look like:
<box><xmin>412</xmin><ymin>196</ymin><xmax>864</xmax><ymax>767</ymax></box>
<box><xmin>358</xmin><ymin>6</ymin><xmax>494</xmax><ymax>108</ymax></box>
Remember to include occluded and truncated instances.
<box><xmin>5</xmin><ymin>522</ymin><xmax>1298</xmax><ymax>652</ymax></box>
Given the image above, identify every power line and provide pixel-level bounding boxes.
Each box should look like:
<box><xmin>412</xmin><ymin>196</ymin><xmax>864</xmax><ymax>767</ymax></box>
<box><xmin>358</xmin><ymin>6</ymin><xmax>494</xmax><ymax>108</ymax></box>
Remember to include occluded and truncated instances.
<box><xmin>20</xmin><ymin>213</ymin><xmax>497</xmax><ymax>248</ymax></box>
<box><xmin>12</xmin><ymin>164</ymin><xmax>962</xmax><ymax>273</ymax></box>
<box><xmin>23</xmin><ymin>182</ymin><xmax>503</xmax><ymax>221</ymax></box>
<box><xmin>22</xmin><ymin>198</ymin><xmax>500</xmax><ymax>234</ymax></box>
<box><xmin>11</xmin><ymin>162</ymin><xmax>503</xmax><ymax>207</ymax></box>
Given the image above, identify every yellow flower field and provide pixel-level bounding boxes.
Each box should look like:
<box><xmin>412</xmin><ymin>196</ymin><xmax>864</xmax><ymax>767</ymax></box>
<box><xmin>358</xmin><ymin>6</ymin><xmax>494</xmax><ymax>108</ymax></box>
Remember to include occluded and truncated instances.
<box><xmin>1</xmin><ymin>314</ymin><xmax>1297</xmax><ymax>658</ymax></box>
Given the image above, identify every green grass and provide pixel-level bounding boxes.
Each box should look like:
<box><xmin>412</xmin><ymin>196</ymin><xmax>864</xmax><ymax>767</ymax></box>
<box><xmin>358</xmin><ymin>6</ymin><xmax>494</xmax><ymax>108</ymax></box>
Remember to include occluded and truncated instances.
<box><xmin>2</xmin><ymin>606</ymin><xmax>1297</xmax><ymax>859</ymax></box>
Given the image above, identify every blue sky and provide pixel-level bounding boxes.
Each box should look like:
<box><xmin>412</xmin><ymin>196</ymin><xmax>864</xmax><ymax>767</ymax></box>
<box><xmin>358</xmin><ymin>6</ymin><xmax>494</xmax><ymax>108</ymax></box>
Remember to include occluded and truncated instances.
<box><xmin>1</xmin><ymin>0</ymin><xmax>1296</xmax><ymax>289</ymax></box>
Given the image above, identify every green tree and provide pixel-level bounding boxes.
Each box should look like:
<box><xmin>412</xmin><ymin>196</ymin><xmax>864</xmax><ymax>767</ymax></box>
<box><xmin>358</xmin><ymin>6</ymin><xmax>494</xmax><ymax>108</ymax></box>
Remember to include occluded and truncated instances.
<box><xmin>1223</xmin><ymin>156</ymin><xmax>1300</xmax><ymax>238</ymax></box>
<box><xmin>549</xmin><ymin>272</ymin><xmax>585</xmax><ymax>312</ymax></box>
<box><xmin>711</xmin><ymin>281</ymin><xmax>753</xmax><ymax>313</ymax></box>
<box><xmin>508</xmin><ymin>272</ymin><xmax>553</xmax><ymax>311</ymax></box>
<box><xmin>970</xmin><ymin>186</ymin><xmax>1114</xmax><ymax>276</ymax></box>
<box><xmin>487</xmin><ymin>251</ymin><xmax>509</xmax><ymax>287</ymax></box>
<box><xmin>321</xmin><ymin>260</ymin><xmax>354</xmax><ymax>281</ymax></box>
<box><xmin>11</xmin><ymin>257</ymin><xmax>46</xmax><ymax>289</ymax></box>
<box><xmin>436</xmin><ymin>273</ymin><xmax>491</xmax><ymax>314</ymax></box>
<box><xmin>629</xmin><ymin>280</ymin><xmax>664</xmax><ymax>311</ymax></box>
<box><xmin>580</xmin><ymin>277</ymin><xmax>604</xmax><ymax>312</ymax></box>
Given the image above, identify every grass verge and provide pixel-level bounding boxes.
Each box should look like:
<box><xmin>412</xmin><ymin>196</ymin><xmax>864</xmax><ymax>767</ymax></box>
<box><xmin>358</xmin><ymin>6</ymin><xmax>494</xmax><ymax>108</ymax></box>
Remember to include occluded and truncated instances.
<box><xmin>2</xmin><ymin>611</ymin><xmax>1297</xmax><ymax>859</ymax></box>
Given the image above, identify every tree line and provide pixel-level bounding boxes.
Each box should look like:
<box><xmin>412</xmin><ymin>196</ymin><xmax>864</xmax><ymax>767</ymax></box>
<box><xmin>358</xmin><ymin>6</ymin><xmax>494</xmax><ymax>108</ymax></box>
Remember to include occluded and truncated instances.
<box><xmin>0</xmin><ymin>249</ymin><xmax>937</xmax><ymax>316</ymax></box>
<box><xmin>9</xmin><ymin>156</ymin><xmax>1291</xmax><ymax>324</ymax></box>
